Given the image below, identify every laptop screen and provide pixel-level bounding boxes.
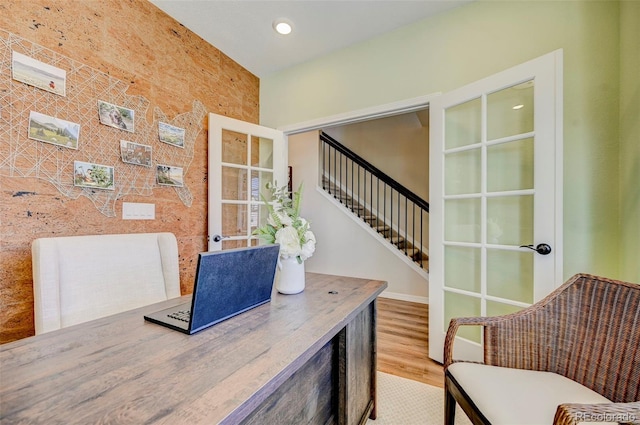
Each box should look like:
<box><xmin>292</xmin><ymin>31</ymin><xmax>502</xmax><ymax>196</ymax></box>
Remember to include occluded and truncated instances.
<box><xmin>189</xmin><ymin>244</ymin><xmax>280</xmax><ymax>333</ymax></box>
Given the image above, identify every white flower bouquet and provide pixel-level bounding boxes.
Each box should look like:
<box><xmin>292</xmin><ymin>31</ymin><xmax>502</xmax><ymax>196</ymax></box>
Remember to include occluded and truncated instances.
<box><xmin>253</xmin><ymin>182</ymin><xmax>316</xmax><ymax>263</ymax></box>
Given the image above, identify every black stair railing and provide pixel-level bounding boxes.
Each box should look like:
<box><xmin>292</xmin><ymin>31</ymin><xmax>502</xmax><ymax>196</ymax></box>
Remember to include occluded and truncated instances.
<box><xmin>320</xmin><ymin>131</ymin><xmax>429</xmax><ymax>269</ymax></box>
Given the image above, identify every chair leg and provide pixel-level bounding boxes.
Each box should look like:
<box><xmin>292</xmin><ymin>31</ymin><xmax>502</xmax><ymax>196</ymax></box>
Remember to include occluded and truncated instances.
<box><xmin>445</xmin><ymin>384</ymin><xmax>456</xmax><ymax>425</ymax></box>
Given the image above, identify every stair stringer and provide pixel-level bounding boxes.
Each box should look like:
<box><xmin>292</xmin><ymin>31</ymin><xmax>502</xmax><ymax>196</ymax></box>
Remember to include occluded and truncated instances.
<box><xmin>321</xmin><ymin>173</ymin><xmax>429</xmax><ymax>268</ymax></box>
<box><xmin>316</xmin><ymin>186</ymin><xmax>430</xmax><ymax>281</ymax></box>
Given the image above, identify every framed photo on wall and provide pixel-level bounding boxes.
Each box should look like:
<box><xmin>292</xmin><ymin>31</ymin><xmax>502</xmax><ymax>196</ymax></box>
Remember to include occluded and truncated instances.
<box><xmin>97</xmin><ymin>100</ymin><xmax>135</xmax><ymax>133</ymax></box>
<box><xmin>12</xmin><ymin>51</ymin><xmax>66</xmax><ymax>96</ymax></box>
<box><xmin>156</xmin><ymin>164</ymin><xmax>183</xmax><ymax>187</ymax></box>
<box><xmin>74</xmin><ymin>161</ymin><xmax>115</xmax><ymax>190</ymax></box>
<box><xmin>28</xmin><ymin>111</ymin><xmax>79</xmax><ymax>149</ymax></box>
<box><xmin>120</xmin><ymin>140</ymin><xmax>152</xmax><ymax>167</ymax></box>
<box><xmin>158</xmin><ymin>122</ymin><xmax>185</xmax><ymax>148</ymax></box>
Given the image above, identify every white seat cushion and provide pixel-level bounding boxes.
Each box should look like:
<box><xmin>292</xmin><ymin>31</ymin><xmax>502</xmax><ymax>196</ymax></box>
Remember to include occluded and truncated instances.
<box><xmin>448</xmin><ymin>363</ymin><xmax>613</xmax><ymax>425</ymax></box>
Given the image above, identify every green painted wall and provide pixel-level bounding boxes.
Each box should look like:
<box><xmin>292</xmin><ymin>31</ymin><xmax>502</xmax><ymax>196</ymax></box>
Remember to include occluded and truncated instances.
<box><xmin>619</xmin><ymin>0</ymin><xmax>640</xmax><ymax>283</ymax></box>
<box><xmin>261</xmin><ymin>0</ymin><xmax>636</xmax><ymax>282</ymax></box>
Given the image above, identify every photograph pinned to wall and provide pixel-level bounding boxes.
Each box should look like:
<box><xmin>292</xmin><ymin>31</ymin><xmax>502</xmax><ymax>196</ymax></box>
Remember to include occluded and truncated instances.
<box><xmin>28</xmin><ymin>111</ymin><xmax>80</xmax><ymax>149</ymax></box>
<box><xmin>97</xmin><ymin>100</ymin><xmax>134</xmax><ymax>133</ymax></box>
<box><xmin>74</xmin><ymin>160</ymin><xmax>115</xmax><ymax>190</ymax></box>
<box><xmin>120</xmin><ymin>140</ymin><xmax>152</xmax><ymax>167</ymax></box>
<box><xmin>156</xmin><ymin>164</ymin><xmax>184</xmax><ymax>187</ymax></box>
<box><xmin>12</xmin><ymin>51</ymin><xmax>66</xmax><ymax>96</ymax></box>
<box><xmin>158</xmin><ymin>122</ymin><xmax>185</xmax><ymax>148</ymax></box>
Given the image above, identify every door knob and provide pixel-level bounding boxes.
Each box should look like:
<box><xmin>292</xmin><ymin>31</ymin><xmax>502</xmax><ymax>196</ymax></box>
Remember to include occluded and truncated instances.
<box><xmin>520</xmin><ymin>243</ymin><xmax>552</xmax><ymax>255</ymax></box>
<box><xmin>211</xmin><ymin>234</ymin><xmax>229</xmax><ymax>243</ymax></box>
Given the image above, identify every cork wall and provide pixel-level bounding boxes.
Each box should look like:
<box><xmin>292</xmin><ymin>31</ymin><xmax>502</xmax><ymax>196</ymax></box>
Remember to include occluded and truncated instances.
<box><xmin>0</xmin><ymin>0</ymin><xmax>259</xmax><ymax>343</ymax></box>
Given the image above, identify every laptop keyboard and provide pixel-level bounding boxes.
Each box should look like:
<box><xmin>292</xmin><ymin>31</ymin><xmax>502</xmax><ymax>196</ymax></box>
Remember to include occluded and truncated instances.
<box><xmin>168</xmin><ymin>310</ymin><xmax>191</xmax><ymax>322</ymax></box>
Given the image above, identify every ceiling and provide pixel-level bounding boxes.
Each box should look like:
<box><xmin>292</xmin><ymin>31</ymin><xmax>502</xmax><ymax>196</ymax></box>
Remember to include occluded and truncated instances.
<box><xmin>149</xmin><ymin>0</ymin><xmax>473</xmax><ymax>78</ymax></box>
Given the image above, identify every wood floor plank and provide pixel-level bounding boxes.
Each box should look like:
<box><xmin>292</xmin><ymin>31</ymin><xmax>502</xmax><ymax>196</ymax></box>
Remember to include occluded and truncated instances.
<box><xmin>376</xmin><ymin>297</ymin><xmax>445</xmax><ymax>388</ymax></box>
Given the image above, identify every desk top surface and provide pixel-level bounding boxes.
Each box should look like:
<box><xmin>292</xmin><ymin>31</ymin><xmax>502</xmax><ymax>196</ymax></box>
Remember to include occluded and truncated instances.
<box><xmin>0</xmin><ymin>273</ymin><xmax>386</xmax><ymax>424</ymax></box>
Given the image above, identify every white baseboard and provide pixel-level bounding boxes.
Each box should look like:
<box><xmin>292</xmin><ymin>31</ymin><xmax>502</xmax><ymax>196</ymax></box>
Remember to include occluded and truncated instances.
<box><xmin>379</xmin><ymin>290</ymin><xmax>429</xmax><ymax>305</ymax></box>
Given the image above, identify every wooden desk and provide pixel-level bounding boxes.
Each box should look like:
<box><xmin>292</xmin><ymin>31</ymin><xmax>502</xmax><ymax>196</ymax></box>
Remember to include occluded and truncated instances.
<box><xmin>0</xmin><ymin>273</ymin><xmax>386</xmax><ymax>425</ymax></box>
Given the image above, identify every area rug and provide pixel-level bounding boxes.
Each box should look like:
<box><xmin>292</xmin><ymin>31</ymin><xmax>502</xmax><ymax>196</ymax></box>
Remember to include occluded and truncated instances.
<box><xmin>367</xmin><ymin>372</ymin><xmax>472</xmax><ymax>425</ymax></box>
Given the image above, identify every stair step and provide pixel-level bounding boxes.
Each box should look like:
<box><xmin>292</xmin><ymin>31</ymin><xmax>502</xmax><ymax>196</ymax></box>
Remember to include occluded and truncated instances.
<box><xmin>363</xmin><ymin>216</ymin><xmax>384</xmax><ymax>225</ymax></box>
<box><xmin>373</xmin><ymin>225</ymin><xmax>390</xmax><ymax>233</ymax></box>
<box><xmin>388</xmin><ymin>236</ymin><xmax>405</xmax><ymax>245</ymax></box>
<box><xmin>403</xmin><ymin>247</ymin><xmax>420</xmax><ymax>257</ymax></box>
<box><xmin>414</xmin><ymin>255</ymin><xmax>429</xmax><ymax>264</ymax></box>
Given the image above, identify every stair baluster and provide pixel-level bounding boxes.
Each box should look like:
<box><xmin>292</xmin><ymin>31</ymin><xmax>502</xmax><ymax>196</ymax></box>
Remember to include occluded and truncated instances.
<box><xmin>320</xmin><ymin>132</ymin><xmax>429</xmax><ymax>270</ymax></box>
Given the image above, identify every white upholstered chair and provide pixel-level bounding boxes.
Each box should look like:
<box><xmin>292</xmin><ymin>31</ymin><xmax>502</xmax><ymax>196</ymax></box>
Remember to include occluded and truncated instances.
<box><xmin>32</xmin><ymin>232</ymin><xmax>181</xmax><ymax>334</ymax></box>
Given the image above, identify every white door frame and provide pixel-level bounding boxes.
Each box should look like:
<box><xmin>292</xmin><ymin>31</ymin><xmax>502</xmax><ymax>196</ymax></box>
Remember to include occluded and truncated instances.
<box><xmin>278</xmin><ymin>93</ymin><xmax>441</xmax><ymax>136</ymax></box>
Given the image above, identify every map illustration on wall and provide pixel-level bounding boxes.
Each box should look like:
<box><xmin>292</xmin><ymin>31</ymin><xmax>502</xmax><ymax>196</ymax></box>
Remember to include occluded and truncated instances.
<box><xmin>0</xmin><ymin>30</ymin><xmax>206</xmax><ymax>217</ymax></box>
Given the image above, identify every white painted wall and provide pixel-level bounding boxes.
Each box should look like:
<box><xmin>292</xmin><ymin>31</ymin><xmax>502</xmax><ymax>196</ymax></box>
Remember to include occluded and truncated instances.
<box><xmin>324</xmin><ymin>110</ymin><xmax>430</xmax><ymax>200</ymax></box>
<box><xmin>290</xmin><ymin>130</ymin><xmax>429</xmax><ymax>302</ymax></box>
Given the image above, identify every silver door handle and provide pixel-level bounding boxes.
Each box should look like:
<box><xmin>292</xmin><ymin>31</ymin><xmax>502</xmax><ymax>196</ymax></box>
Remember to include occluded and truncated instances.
<box><xmin>211</xmin><ymin>234</ymin><xmax>230</xmax><ymax>243</ymax></box>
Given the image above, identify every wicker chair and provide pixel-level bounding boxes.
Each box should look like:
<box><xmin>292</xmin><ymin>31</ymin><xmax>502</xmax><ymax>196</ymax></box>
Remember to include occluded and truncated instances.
<box><xmin>444</xmin><ymin>273</ymin><xmax>640</xmax><ymax>425</ymax></box>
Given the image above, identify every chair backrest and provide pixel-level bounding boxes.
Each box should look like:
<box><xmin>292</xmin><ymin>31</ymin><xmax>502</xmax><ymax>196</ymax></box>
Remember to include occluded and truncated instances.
<box><xmin>485</xmin><ymin>273</ymin><xmax>640</xmax><ymax>403</ymax></box>
<box><xmin>32</xmin><ymin>232</ymin><xmax>181</xmax><ymax>334</ymax></box>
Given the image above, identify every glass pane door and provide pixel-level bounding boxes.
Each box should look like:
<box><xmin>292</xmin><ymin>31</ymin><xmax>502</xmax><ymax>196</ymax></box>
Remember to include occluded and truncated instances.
<box><xmin>220</xmin><ymin>131</ymin><xmax>274</xmax><ymax>249</ymax></box>
<box><xmin>429</xmin><ymin>50</ymin><xmax>563</xmax><ymax>363</ymax></box>
<box><xmin>208</xmin><ymin>113</ymin><xmax>287</xmax><ymax>252</ymax></box>
<box><xmin>442</xmin><ymin>81</ymin><xmax>535</xmax><ymax>345</ymax></box>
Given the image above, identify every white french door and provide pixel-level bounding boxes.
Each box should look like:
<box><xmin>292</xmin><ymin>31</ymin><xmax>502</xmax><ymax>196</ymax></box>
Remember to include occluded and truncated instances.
<box><xmin>429</xmin><ymin>50</ymin><xmax>563</xmax><ymax>363</ymax></box>
<box><xmin>208</xmin><ymin>113</ymin><xmax>287</xmax><ymax>251</ymax></box>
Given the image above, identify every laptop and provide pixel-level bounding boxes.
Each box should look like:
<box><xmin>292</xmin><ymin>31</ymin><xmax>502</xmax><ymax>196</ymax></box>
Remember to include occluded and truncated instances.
<box><xmin>144</xmin><ymin>244</ymin><xmax>280</xmax><ymax>334</ymax></box>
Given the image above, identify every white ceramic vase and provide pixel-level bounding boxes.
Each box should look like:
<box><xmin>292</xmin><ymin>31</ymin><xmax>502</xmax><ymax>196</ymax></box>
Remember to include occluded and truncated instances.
<box><xmin>276</xmin><ymin>256</ymin><xmax>305</xmax><ymax>294</ymax></box>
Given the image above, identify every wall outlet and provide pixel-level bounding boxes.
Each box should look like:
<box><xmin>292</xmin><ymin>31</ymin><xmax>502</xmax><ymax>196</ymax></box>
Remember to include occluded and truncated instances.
<box><xmin>122</xmin><ymin>202</ymin><xmax>155</xmax><ymax>220</ymax></box>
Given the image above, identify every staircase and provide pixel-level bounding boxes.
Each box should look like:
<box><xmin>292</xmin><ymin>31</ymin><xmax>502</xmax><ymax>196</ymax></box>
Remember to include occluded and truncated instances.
<box><xmin>320</xmin><ymin>132</ymin><xmax>429</xmax><ymax>271</ymax></box>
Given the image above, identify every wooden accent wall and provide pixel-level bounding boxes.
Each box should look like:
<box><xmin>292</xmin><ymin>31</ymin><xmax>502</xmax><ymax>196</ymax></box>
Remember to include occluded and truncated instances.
<box><xmin>0</xmin><ymin>0</ymin><xmax>259</xmax><ymax>343</ymax></box>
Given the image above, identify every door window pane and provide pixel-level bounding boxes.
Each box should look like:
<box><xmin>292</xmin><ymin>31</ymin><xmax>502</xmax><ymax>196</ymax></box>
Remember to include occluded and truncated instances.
<box><xmin>445</xmin><ymin>148</ymin><xmax>481</xmax><ymax>195</ymax></box>
<box><xmin>444</xmin><ymin>291</ymin><xmax>481</xmax><ymax>343</ymax></box>
<box><xmin>251</xmin><ymin>136</ymin><xmax>274</xmax><ymax>168</ymax></box>
<box><xmin>250</xmin><ymin>203</ymin><xmax>270</xmax><ymax>234</ymax></box>
<box><xmin>487</xmin><ymin>81</ymin><xmax>534</xmax><ymax>140</ymax></box>
<box><xmin>445</xmin><ymin>198</ymin><xmax>481</xmax><ymax>243</ymax></box>
<box><xmin>251</xmin><ymin>170</ymin><xmax>273</xmax><ymax>201</ymax></box>
<box><xmin>222</xmin><ymin>204</ymin><xmax>247</xmax><ymax>237</ymax></box>
<box><xmin>222</xmin><ymin>129</ymin><xmax>248</xmax><ymax>165</ymax></box>
<box><xmin>486</xmin><ymin>195</ymin><xmax>533</xmax><ymax>245</ymax></box>
<box><xmin>445</xmin><ymin>98</ymin><xmax>481</xmax><ymax>149</ymax></box>
<box><xmin>222</xmin><ymin>239</ymin><xmax>248</xmax><ymax>250</ymax></box>
<box><xmin>445</xmin><ymin>246</ymin><xmax>481</xmax><ymax>293</ymax></box>
<box><xmin>486</xmin><ymin>300</ymin><xmax>523</xmax><ymax>317</ymax></box>
<box><xmin>487</xmin><ymin>249</ymin><xmax>533</xmax><ymax>303</ymax></box>
<box><xmin>222</xmin><ymin>166</ymin><xmax>247</xmax><ymax>201</ymax></box>
<box><xmin>487</xmin><ymin>138</ymin><xmax>534</xmax><ymax>192</ymax></box>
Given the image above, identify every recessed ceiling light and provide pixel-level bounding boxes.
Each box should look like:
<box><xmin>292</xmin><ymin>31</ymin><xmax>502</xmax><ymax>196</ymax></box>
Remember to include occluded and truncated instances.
<box><xmin>273</xmin><ymin>19</ymin><xmax>293</xmax><ymax>35</ymax></box>
<box><xmin>512</xmin><ymin>104</ymin><xmax>524</xmax><ymax>110</ymax></box>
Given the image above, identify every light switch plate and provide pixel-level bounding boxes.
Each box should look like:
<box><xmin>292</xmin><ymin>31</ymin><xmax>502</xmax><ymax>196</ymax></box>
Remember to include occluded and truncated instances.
<box><xmin>122</xmin><ymin>202</ymin><xmax>155</xmax><ymax>220</ymax></box>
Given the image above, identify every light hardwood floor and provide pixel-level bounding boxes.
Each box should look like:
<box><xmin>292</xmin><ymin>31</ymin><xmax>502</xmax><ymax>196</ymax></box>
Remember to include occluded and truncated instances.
<box><xmin>376</xmin><ymin>297</ymin><xmax>445</xmax><ymax>388</ymax></box>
